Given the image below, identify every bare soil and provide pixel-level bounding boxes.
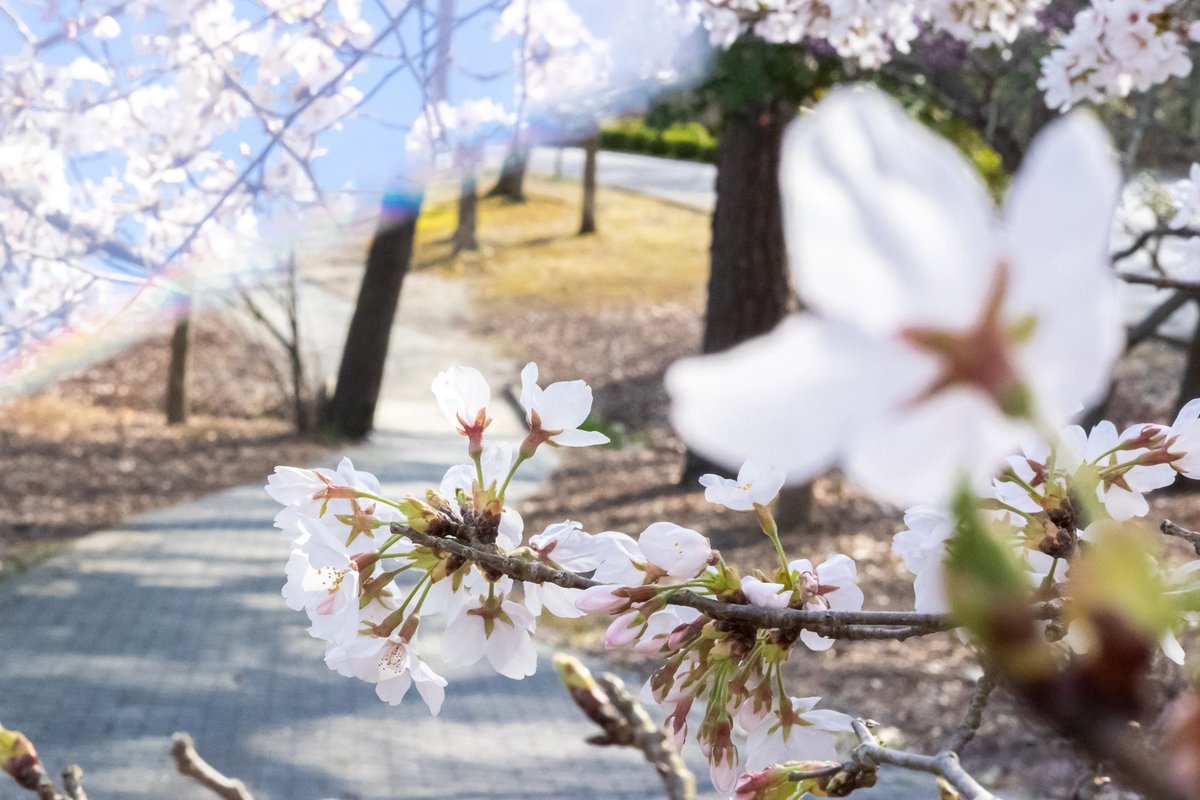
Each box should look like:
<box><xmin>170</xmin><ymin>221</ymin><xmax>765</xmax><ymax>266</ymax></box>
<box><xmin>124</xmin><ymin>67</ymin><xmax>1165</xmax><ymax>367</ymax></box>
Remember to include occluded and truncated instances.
<box><xmin>0</xmin><ymin>312</ymin><xmax>330</xmax><ymax>570</ymax></box>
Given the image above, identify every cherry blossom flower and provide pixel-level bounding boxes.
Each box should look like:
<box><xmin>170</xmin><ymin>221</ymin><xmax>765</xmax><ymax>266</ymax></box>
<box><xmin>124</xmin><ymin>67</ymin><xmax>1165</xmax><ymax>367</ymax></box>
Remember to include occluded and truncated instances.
<box><xmin>1068</xmin><ymin>420</ymin><xmax>1176</xmax><ymax>520</ymax></box>
<box><xmin>892</xmin><ymin>505</ymin><xmax>956</xmax><ymax>614</ymax></box>
<box><xmin>432</xmin><ymin>366</ymin><xmax>492</xmax><ymax>453</ymax></box>
<box><xmin>324</xmin><ymin>618</ymin><xmax>447</xmax><ymax>713</ymax></box>
<box><xmin>742</xmin><ymin>696</ymin><xmax>852</xmax><ymax>772</ymax></box>
<box><xmin>266</xmin><ymin>457</ymin><xmax>382</xmax><ymax>519</ymax></box>
<box><xmin>633</xmin><ymin>606</ymin><xmax>703</xmax><ymax>655</ymax></box>
<box><xmin>518</xmin><ymin>362</ymin><xmax>610</xmax><ymax>451</ymax></box>
<box><xmin>282</xmin><ymin>516</ymin><xmax>385</xmax><ymax>643</ymax></box>
<box><xmin>442</xmin><ymin>591</ymin><xmax>539</xmax><ymax>679</ymax></box>
<box><xmin>787</xmin><ymin>556</ymin><xmax>864</xmax><ymax>651</ymax></box>
<box><xmin>525</xmin><ymin>520</ymin><xmax>604</xmax><ymax>617</ymax></box>
<box><xmin>667</xmin><ymin>87</ymin><xmax>1121</xmax><ymax>507</ymax></box>
<box><xmin>699</xmin><ymin>461</ymin><xmax>787</xmax><ymax>511</ymax></box>
<box><xmin>1150</xmin><ymin>398</ymin><xmax>1200</xmax><ymax>479</ymax></box>
<box><xmin>1039</xmin><ymin>0</ymin><xmax>1197</xmax><ymax>111</ymax></box>
<box><xmin>591</xmin><ymin>523</ymin><xmax>713</xmax><ymax>586</ymax></box>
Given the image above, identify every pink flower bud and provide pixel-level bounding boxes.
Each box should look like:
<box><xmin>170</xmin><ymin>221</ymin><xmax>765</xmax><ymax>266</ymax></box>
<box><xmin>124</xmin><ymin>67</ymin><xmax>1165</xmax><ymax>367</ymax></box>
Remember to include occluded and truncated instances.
<box><xmin>604</xmin><ymin>611</ymin><xmax>645</xmax><ymax>649</ymax></box>
<box><xmin>576</xmin><ymin>585</ymin><xmax>631</xmax><ymax>614</ymax></box>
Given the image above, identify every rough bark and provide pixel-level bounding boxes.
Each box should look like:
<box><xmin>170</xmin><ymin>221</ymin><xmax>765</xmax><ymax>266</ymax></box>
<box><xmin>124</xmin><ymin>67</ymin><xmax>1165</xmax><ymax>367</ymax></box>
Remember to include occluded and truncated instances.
<box><xmin>165</xmin><ymin>307</ymin><xmax>191</xmax><ymax>425</ymax></box>
<box><xmin>452</xmin><ymin>171</ymin><xmax>479</xmax><ymax>253</ymax></box>
<box><xmin>680</xmin><ymin>102</ymin><xmax>794</xmax><ymax>483</ymax></box>
<box><xmin>579</xmin><ymin>135</ymin><xmax>599</xmax><ymax>235</ymax></box>
<box><xmin>327</xmin><ymin>202</ymin><xmax>421</xmax><ymax>440</ymax></box>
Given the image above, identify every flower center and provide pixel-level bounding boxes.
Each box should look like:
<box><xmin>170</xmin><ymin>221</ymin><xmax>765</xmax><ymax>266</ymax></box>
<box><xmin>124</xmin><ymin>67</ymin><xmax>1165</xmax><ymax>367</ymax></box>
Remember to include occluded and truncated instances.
<box><xmin>900</xmin><ymin>262</ymin><xmax>1034</xmax><ymax>418</ymax></box>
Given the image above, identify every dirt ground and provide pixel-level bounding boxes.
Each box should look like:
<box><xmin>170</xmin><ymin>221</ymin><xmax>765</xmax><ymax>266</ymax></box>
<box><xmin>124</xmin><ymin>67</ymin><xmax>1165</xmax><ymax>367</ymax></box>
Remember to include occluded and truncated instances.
<box><xmin>0</xmin><ymin>312</ymin><xmax>329</xmax><ymax>571</ymax></box>
<box><xmin>443</xmin><ymin>183</ymin><xmax>1200</xmax><ymax>798</ymax></box>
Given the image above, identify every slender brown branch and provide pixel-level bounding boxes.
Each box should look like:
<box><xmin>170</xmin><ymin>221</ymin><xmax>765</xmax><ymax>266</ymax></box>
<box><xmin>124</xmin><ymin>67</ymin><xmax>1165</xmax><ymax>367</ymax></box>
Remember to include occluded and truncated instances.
<box><xmin>1161</xmin><ymin>520</ymin><xmax>1200</xmax><ymax>557</ymax></box>
<box><xmin>395</xmin><ymin>526</ymin><xmax>1063</xmax><ymax>640</ymax></box>
<box><xmin>556</xmin><ymin>655</ymin><xmax>695</xmax><ymax>800</ymax></box>
<box><xmin>596</xmin><ymin>675</ymin><xmax>696</xmax><ymax>800</ymax></box>
<box><xmin>944</xmin><ymin>672</ymin><xmax>997</xmax><ymax>755</ymax></box>
<box><xmin>850</xmin><ymin>720</ymin><xmax>1000</xmax><ymax>800</ymax></box>
<box><xmin>170</xmin><ymin>733</ymin><xmax>254</xmax><ymax>800</ymax></box>
<box><xmin>60</xmin><ymin>767</ymin><xmax>86</xmax><ymax>800</ymax></box>
<box><xmin>1117</xmin><ymin>272</ymin><xmax>1200</xmax><ymax>292</ymax></box>
<box><xmin>1112</xmin><ymin>227</ymin><xmax>1200</xmax><ymax>264</ymax></box>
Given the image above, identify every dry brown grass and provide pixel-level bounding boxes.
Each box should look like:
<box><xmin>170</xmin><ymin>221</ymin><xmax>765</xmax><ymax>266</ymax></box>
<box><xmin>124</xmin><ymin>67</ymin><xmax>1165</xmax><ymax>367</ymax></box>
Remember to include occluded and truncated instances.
<box><xmin>413</xmin><ymin>178</ymin><xmax>710</xmax><ymax>309</ymax></box>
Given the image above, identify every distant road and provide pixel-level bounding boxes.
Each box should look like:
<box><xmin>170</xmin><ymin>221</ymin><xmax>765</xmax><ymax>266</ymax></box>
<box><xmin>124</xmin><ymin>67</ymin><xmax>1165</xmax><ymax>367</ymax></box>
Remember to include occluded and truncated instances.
<box><xmin>529</xmin><ymin>145</ymin><xmax>716</xmax><ymax>212</ymax></box>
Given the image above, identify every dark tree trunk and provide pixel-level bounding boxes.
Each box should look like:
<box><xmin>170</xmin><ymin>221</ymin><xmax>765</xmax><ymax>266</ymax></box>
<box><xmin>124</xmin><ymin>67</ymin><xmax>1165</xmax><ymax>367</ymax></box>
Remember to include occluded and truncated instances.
<box><xmin>452</xmin><ymin>172</ymin><xmax>479</xmax><ymax>253</ymax></box>
<box><xmin>579</xmin><ymin>135</ymin><xmax>599</xmax><ymax>235</ymax></box>
<box><xmin>327</xmin><ymin>201</ymin><xmax>422</xmax><ymax>440</ymax></box>
<box><xmin>680</xmin><ymin>102</ymin><xmax>794</xmax><ymax>483</ymax></box>
<box><xmin>486</xmin><ymin>148</ymin><xmax>529</xmax><ymax>202</ymax></box>
<box><xmin>1179</xmin><ymin>300</ymin><xmax>1200</xmax><ymax>418</ymax></box>
<box><xmin>165</xmin><ymin>307</ymin><xmax>191</xmax><ymax>425</ymax></box>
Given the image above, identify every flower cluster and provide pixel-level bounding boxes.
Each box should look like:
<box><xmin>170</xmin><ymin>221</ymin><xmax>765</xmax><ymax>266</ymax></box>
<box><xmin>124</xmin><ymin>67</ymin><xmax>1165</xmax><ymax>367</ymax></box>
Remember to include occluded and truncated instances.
<box><xmin>691</xmin><ymin>0</ymin><xmax>1199</xmax><ymax>113</ymax></box>
<box><xmin>694</xmin><ymin>0</ymin><xmax>921</xmax><ymax>67</ymax></box>
<box><xmin>1038</xmin><ymin>0</ymin><xmax>1200</xmax><ymax>110</ymax></box>
<box><xmin>894</xmin><ymin>413</ymin><xmax>1200</xmax><ymax>661</ymax></box>
<box><xmin>577</xmin><ymin>460</ymin><xmax>860</xmax><ymax>793</ymax></box>
<box><xmin>924</xmin><ymin>0</ymin><xmax>1049</xmax><ymax>47</ymax></box>
<box><xmin>267</xmin><ymin>363</ymin><xmax>609</xmax><ymax>710</ymax></box>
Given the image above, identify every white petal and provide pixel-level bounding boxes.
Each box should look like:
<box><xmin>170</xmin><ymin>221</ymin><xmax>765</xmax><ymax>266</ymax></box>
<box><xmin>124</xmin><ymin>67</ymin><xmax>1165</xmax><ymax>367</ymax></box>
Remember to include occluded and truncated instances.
<box><xmin>537</xmin><ymin>380</ymin><xmax>594</xmax><ymax>431</ymax></box>
<box><xmin>638</xmin><ymin>522</ymin><xmax>711</xmax><ymax>578</ymax></box>
<box><xmin>781</xmin><ymin>87</ymin><xmax>996</xmax><ymax>333</ymax></box>
<box><xmin>845</xmin><ymin>387</ymin><xmax>1030</xmax><ymax>507</ymax></box>
<box><xmin>667</xmin><ymin>316</ymin><xmax>921</xmax><ymax>485</ymax></box>
<box><xmin>549</xmin><ymin>428</ymin><xmax>610</xmax><ymax>447</ymax></box>
<box><xmin>1005</xmin><ymin>113</ymin><xmax>1121</xmax><ymax>423</ymax></box>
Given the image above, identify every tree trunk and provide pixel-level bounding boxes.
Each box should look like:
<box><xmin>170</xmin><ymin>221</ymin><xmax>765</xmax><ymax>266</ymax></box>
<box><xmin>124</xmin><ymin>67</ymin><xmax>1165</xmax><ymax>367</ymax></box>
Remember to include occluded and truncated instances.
<box><xmin>284</xmin><ymin>254</ymin><xmax>313</xmax><ymax>433</ymax></box>
<box><xmin>165</xmin><ymin>307</ymin><xmax>191</xmax><ymax>425</ymax></box>
<box><xmin>486</xmin><ymin>148</ymin><xmax>529</xmax><ymax>202</ymax></box>
<box><xmin>680</xmin><ymin>102</ymin><xmax>812</xmax><ymax>524</ymax></box>
<box><xmin>1178</xmin><ymin>300</ymin><xmax>1200</xmax><ymax>419</ymax></box>
<box><xmin>327</xmin><ymin>198</ymin><xmax>422</xmax><ymax>440</ymax></box>
<box><xmin>579</xmin><ymin>135</ymin><xmax>599</xmax><ymax>235</ymax></box>
<box><xmin>452</xmin><ymin>172</ymin><xmax>479</xmax><ymax>253</ymax></box>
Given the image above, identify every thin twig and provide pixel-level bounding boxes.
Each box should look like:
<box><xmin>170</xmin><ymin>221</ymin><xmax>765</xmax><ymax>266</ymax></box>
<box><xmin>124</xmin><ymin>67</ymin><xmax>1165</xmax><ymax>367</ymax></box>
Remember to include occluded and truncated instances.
<box><xmin>851</xmin><ymin>720</ymin><xmax>1000</xmax><ymax>800</ymax></box>
<box><xmin>596</xmin><ymin>675</ymin><xmax>696</xmax><ymax>800</ymax></box>
<box><xmin>1161</xmin><ymin>520</ymin><xmax>1200</xmax><ymax>557</ymax></box>
<box><xmin>556</xmin><ymin>655</ymin><xmax>695</xmax><ymax>800</ymax></box>
<box><xmin>170</xmin><ymin>733</ymin><xmax>254</xmax><ymax>800</ymax></box>
<box><xmin>944</xmin><ymin>672</ymin><xmax>998</xmax><ymax>755</ymax></box>
<box><xmin>60</xmin><ymin>766</ymin><xmax>86</xmax><ymax>800</ymax></box>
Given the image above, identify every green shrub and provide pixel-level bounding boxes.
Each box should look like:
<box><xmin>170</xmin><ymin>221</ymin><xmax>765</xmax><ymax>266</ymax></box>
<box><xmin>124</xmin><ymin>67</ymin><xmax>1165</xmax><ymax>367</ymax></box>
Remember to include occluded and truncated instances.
<box><xmin>670</xmin><ymin>140</ymin><xmax>701</xmax><ymax>160</ymax></box>
<box><xmin>601</xmin><ymin>130</ymin><xmax>629</xmax><ymax>151</ymax></box>
<box><xmin>600</xmin><ymin>118</ymin><xmax>717</xmax><ymax>163</ymax></box>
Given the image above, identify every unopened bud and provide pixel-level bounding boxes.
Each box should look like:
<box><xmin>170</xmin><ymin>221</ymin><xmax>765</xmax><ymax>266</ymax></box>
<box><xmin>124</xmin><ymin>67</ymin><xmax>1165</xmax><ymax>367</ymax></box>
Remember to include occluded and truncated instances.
<box><xmin>0</xmin><ymin>725</ymin><xmax>46</xmax><ymax>790</ymax></box>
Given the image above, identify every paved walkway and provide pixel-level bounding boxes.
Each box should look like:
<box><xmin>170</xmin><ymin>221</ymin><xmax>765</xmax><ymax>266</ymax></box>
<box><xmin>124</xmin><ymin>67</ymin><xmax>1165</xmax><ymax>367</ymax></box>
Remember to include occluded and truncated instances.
<box><xmin>0</xmin><ymin>271</ymin><xmax>727</xmax><ymax>799</ymax></box>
